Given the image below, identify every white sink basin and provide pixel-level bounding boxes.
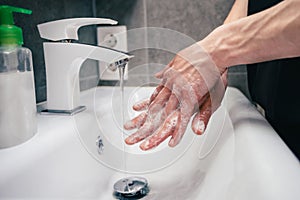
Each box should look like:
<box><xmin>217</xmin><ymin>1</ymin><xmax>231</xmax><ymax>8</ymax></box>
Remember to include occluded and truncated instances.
<box><xmin>0</xmin><ymin>86</ymin><xmax>299</xmax><ymax>200</ymax></box>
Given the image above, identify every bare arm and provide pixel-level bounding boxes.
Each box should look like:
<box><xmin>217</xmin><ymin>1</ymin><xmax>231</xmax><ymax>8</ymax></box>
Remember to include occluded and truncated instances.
<box><xmin>224</xmin><ymin>0</ymin><xmax>248</xmax><ymax>24</ymax></box>
<box><xmin>190</xmin><ymin>0</ymin><xmax>249</xmax><ymax>134</ymax></box>
<box><xmin>201</xmin><ymin>0</ymin><xmax>300</xmax><ymax>71</ymax></box>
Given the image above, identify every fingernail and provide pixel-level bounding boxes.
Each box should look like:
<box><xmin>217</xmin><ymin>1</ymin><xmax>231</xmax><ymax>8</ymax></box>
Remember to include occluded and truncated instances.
<box><xmin>168</xmin><ymin>139</ymin><xmax>175</xmax><ymax>147</ymax></box>
<box><xmin>125</xmin><ymin>137</ymin><xmax>134</xmax><ymax>145</ymax></box>
<box><xmin>124</xmin><ymin>121</ymin><xmax>133</xmax><ymax>130</ymax></box>
<box><xmin>140</xmin><ymin>140</ymin><xmax>150</xmax><ymax>151</ymax></box>
<box><xmin>194</xmin><ymin>120</ymin><xmax>205</xmax><ymax>135</ymax></box>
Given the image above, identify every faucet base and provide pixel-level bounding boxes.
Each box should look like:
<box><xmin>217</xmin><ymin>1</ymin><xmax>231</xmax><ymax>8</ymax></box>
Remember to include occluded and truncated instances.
<box><xmin>40</xmin><ymin>106</ymin><xmax>86</xmax><ymax>116</ymax></box>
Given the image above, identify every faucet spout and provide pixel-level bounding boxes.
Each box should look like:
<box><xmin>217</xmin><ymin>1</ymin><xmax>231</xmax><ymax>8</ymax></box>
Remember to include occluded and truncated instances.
<box><xmin>87</xmin><ymin>45</ymin><xmax>133</xmax><ymax>71</ymax></box>
<box><xmin>82</xmin><ymin>44</ymin><xmax>133</xmax><ymax>65</ymax></box>
<box><xmin>42</xmin><ymin>42</ymin><xmax>133</xmax><ymax>113</ymax></box>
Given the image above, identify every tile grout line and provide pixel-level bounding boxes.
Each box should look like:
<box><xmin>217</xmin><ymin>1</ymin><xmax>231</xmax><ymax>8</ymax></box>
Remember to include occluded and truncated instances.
<box><xmin>143</xmin><ymin>0</ymin><xmax>150</xmax><ymax>83</ymax></box>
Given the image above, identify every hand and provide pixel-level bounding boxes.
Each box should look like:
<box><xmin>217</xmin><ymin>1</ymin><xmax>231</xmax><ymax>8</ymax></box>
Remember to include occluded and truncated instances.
<box><xmin>124</xmin><ymin>43</ymin><xmax>227</xmax><ymax>150</ymax></box>
<box><xmin>124</xmin><ymin>72</ymin><xmax>227</xmax><ymax>150</ymax></box>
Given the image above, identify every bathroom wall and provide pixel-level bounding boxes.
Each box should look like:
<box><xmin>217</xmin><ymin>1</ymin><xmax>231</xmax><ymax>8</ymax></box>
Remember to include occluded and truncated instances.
<box><xmin>1</xmin><ymin>0</ymin><xmax>250</xmax><ymax>103</ymax></box>
<box><xmin>95</xmin><ymin>0</ymin><xmax>250</xmax><ymax>97</ymax></box>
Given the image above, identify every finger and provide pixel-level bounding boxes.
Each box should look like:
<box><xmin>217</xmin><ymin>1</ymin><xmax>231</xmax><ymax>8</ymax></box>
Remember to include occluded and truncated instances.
<box><xmin>154</xmin><ymin>60</ymin><xmax>174</xmax><ymax>79</ymax></box>
<box><xmin>125</xmin><ymin>122</ymin><xmax>154</xmax><ymax>145</ymax></box>
<box><xmin>133</xmin><ymin>99</ymin><xmax>150</xmax><ymax>111</ymax></box>
<box><xmin>191</xmin><ymin>112</ymin><xmax>205</xmax><ymax>135</ymax></box>
<box><xmin>140</xmin><ymin>110</ymin><xmax>179</xmax><ymax>150</ymax></box>
<box><xmin>162</xmin><ymin>70</ymin><xmax>192</xmax><ymax>102</ymax></box>
<box><xmin>191</xmin><ymin>97</ymin><xmax>212</xmax><ymax>135</ymax></box>
<box><xmin>125</xmin><ymin>109</ymin><xmax>165</xmax><ymax>145</ymax></box>
<box><xmin>124</xmin><ymin>112</ymin><xmax>147</xmax><ymax>130</ymax></box>
<box><xmin>148</xmin><ymin>87</ymin><xmax>171</xmax><ymax>115</ymax></box>
<box><xmin>139</xmin><ymin>93</ymin><xmax>178</xmax><ymax>149</ymax></box>
<box><xmin>149</xmin><ymin>85</ymin><xmax>164</xmax><ymax>104</ymax></box>
<box><xmin>168</xmin><ymin>101</ymin><xmax>193</xmax><ymax>147</ymax></box>
<box><xmin>167</xmin><ymin>82</ymin><xmax>197</xmax><ymax>147</ymax></box>
<box><xmin>126</xmin><ymin>88</ymin><xmax>171</xmax><ymax>145</ymax></box>
<box><xmin>164</xmin><ymin>93</ymin><xmax>179</xmax><ymax>116</ymax></box>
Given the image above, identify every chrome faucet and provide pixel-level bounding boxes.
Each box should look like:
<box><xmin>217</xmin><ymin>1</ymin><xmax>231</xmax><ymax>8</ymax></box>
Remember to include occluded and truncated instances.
<box><xmin>37</xmin><ymin>18</ymin><xmax>133</xmax><ymax>115</ymax></box>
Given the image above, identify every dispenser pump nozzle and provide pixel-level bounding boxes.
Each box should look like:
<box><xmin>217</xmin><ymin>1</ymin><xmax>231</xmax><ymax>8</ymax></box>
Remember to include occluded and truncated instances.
<box><xmin>0</xmin><ymin>5</ymin><xmax>32</xmax><ymax>45</ymax></box>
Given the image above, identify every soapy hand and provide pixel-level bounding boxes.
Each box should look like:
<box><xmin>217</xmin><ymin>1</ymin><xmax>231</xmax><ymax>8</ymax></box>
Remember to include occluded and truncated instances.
<box><xmin>124</xmin><ymin>42</ymin><xmax>227</xmax><ymax>150</ymax></box>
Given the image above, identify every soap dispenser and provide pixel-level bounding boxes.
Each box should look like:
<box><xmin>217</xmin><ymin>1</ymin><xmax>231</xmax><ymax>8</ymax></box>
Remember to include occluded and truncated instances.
<box><xmin>0</xmin><ymin>5</ymin><xmax>37</xmax><ymax>148</ymax></box>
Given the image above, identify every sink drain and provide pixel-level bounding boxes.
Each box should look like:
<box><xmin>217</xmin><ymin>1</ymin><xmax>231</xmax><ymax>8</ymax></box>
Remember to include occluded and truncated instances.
<box><xmin>113</xmin><ymin>176</ymin><xmax>149</xmax><ymax>199</ymax></box>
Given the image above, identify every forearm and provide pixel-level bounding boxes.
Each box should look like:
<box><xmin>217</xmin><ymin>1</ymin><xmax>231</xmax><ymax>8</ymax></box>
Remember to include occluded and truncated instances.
<box><xmin>224</xmin><ymin>0</ymin><xmax>248</xmax><ymax>24</ymax></box>
<box><xmin>201</xmin><ymin>0</ymin><xmax>300</xmax><ymax>71</ymax></box>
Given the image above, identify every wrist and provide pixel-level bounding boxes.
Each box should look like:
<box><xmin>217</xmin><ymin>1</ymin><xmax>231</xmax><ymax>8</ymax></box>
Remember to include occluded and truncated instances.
<box><xmin>198</xmin><ymin>30</ymin><xmax>228</xmax><ymax>71</ymax></box>
<box><xmin>198</xmin><ymin>25</ymin><xmax>236</xmax><ymax>72</ymax></box>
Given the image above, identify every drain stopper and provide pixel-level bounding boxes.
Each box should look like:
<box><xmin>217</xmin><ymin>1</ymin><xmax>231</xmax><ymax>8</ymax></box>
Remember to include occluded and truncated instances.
<box><xmin>113</xmin><ymin>176</ymin><xmax>149</xmax><ymax>198</ymax></box>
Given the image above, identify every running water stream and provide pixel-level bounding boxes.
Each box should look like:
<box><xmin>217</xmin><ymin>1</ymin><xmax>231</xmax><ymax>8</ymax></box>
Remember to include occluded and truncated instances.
<box><xmin>118</xmin><ymin>66</ymin><xmax>128</xmax><ymax>187</ymax></box>
<box><xmin>115</xmin><ymin>66</ymin><xmax>150</xmax><ymax>198</ymax></box>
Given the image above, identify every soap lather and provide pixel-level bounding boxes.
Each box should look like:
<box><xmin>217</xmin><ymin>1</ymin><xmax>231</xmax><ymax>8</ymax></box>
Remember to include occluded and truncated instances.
<box><xmin>37</xmin><ymin>18</ymin><xmax>133</xmax><ymax>115</ymax></box>
<box><xmin>0</xmin><ymin>5</ymin><xmax>37</xmax><ymax>148</ymax></box>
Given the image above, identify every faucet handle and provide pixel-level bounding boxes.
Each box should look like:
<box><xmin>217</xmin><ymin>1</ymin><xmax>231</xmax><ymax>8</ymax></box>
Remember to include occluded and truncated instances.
<box><xmin>37</xmin><ymin>18</ymin><xmax>117</xmax><ymax>41</ymax></box>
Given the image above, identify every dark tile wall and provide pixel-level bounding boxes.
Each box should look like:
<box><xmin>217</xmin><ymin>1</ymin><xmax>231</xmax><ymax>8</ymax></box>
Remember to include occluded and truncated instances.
<box><xmin>1</xmin><ymin>0</ymin><xmax>97</xmax><ymax>103</ymax></box>
<box><xmin>228</xmin><ymin>65</ymin><xmax>250</xmax><ymax>98</ymax></box>
<box><xmin>96</xmin><ymin>0</ymin><xmax>150</xmax><ymax>85</ymax></box>
<box><xmin>94</xmin><ymin>0</ymin><xmax>250</xmax><ymax>97</ymax></box>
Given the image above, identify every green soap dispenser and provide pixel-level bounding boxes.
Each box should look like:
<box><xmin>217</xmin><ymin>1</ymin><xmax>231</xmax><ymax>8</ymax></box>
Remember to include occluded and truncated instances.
<box><xmin>0</xmin><ymin>5</ymin><xmax>37</xmax><ymax>148</ymax></box>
